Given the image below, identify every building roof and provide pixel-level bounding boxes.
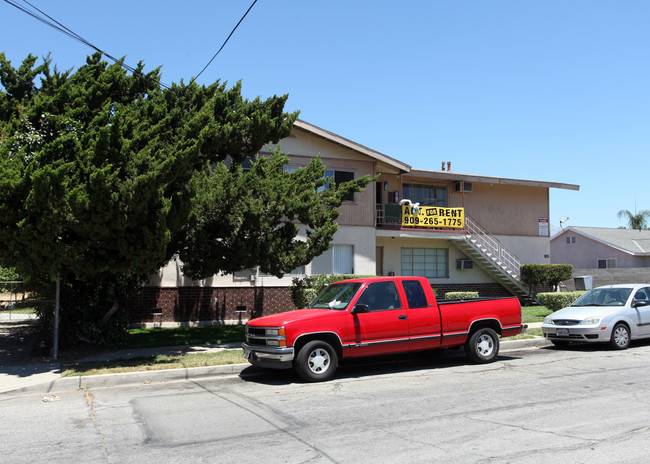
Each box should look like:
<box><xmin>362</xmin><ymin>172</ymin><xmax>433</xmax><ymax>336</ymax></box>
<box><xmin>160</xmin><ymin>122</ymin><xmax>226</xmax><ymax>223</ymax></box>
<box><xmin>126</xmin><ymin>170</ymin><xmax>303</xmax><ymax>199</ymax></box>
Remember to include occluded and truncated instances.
<box><xmin>293</xmin><ymin>119</ymin><xmax>580</xmax><ymax>191</ymax></box>
<box><xmin>293</xmin><ymin>119</ymin><xmax>411</xmax><ymax>174</ymax></box>
<box><xmin>553</xmin><ymin>226</ymin><xmax>650</xmax><ymax>256</ymax></box>
<box><xmin>408</xmin><ymin>169</ymin><xmax>580</xmax><ymax>191</ymax></box>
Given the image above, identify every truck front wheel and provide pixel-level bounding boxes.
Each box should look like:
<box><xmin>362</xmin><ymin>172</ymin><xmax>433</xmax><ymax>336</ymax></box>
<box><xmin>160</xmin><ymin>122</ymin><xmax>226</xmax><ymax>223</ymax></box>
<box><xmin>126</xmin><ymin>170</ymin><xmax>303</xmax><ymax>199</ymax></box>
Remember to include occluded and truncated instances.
<box><xmin>465</xmin><ymin>328</ymin><xmax>499</xmax><ymax>364</ymax></box>
<box><xmin>295</xmin><ymin>340</ymin><xmax>338</xmax><ymax>382</ymax></box>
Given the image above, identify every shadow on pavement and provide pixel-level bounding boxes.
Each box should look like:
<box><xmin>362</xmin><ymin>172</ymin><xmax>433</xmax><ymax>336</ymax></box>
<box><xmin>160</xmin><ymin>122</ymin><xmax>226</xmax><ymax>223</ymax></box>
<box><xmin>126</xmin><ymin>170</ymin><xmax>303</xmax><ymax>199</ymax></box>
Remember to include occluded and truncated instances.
<box><xmin>0</xmin><ymin>319</ymin><xmax>41</xmax><ymax>367</ymax></box>
<box><xmin>239</xmin><ymin>348</ymin><xmax>522</xmax><ymax>386</ymax></box>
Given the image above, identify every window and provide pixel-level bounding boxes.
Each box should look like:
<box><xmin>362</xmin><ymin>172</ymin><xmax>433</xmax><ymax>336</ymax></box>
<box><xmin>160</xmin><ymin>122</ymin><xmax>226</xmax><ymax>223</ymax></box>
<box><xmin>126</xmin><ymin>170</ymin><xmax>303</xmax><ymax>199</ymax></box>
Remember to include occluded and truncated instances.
<box><xmin>401</xmin><ymin>248</ymin><xmax>448</xmax><ymax>278</ymax></box>
<box><xmin>597</xmin><ymin>259</ymin><xmax>616</xmax><ymax>269</ymax></box>
<box><xmin>312</xmin><ymin>244</ymin><xmax>354</xmax><ymax>274</ymax></box>
<box><xmin>402</xmin><ymin>183</ymin><xmax>447</xmax><ymax>207</ymax></box>
<box><xmin>289</xmin><ymin>265</ymin><xmax>305</xmax><ymax>275</ymax></box>
<box><xmin>333</xmin><ymin>245</ymin><xmax>354</xmax><ymax>274</ymax></box>
<box><xmin>356</xmin><ymin>281</ymin><xmax>402</xmax><ymax>311</ymax></box>
<box><xmin>321</xmin><ymin>170</ymin><xmax>355</xmax><ymax>202</ymax></box>
<box><xmin>403</xmin><ymin>280</ymin><xmax>428</xmax><ymax>308</ymax></box>
<box><xmin>566</xmin><ymin>237</ymin><xmax>570</xmax><ymax>244</ymax></box>
<box><xmin>633</xmin><ymin>288</ymin><xmax>650</xmax><ymax>305</ymax></box>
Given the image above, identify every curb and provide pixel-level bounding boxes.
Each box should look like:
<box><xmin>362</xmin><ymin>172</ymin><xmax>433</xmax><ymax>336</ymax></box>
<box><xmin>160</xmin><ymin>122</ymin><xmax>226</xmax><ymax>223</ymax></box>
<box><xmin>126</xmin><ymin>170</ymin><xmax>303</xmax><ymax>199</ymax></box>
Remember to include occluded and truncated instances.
<box><xmin>0</xmin><ymin>362</ymin><xmax>251</xmax><ymax>397</ymax></box>
<box><xmin>501</xmin><ymin>337</ymin><xmax>551</xmax><ymax>351</ymax></box>
<box><xmin>2</xmin><ymin>338</ymin><xmax>552</xmax><ymax>396</ymax></box>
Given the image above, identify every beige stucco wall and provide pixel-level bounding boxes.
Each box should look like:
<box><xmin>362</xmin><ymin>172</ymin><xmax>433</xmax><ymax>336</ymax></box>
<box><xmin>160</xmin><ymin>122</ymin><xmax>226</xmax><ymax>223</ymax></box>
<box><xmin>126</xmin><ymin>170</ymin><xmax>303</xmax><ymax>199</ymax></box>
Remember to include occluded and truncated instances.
<box><xmin>264</xmin><ymin>131</ymin><xmax>376</xmax><ymax>227</ymax></box>
<box><xmin>377</xmin><ymin>173</ymin><xmax>551</xmax><ymax>238</ymax></box>
<box><xmin>375</xmin><ymin>236</ymin><xmax>497</xmax><ymax>284</ymax></box>
<box><xmin>457</xmin><ymin>183</ymin><xmax>549</xmax><ymax>236</ymax></box>
<box><xmin>147</xmin><ymin>224</ymin><xmax>377</xmax><ymax>289</ymax></box>
<box><xmin>497</xmin><ymin>234</ymin><xmax>551</xmax><ymax>265</ymax></box>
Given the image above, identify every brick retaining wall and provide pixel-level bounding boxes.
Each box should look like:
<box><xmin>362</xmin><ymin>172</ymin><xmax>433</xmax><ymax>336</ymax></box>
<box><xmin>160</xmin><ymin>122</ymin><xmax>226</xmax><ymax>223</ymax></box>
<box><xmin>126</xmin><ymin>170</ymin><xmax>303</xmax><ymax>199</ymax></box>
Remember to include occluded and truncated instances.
<box><xmin>125</xmin><ymin>281</ymin><xmax>522</xmax><ymax>325</ymax></box>
<box><xmin>125</xmin><ymin>286</ymin><xmax>297</xmax><ymax>325</ymax></box>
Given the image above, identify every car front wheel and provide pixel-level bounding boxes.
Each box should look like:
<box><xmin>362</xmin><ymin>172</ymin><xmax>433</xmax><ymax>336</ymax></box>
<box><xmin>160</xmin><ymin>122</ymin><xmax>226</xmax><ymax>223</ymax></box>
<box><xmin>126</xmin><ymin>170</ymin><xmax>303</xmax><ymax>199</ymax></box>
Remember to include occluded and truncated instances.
<box><xmin>295</xmin><ymin>340</ymin><xmax>338</xmax><ymax>382</ymax></box>
<box><xmin>609</xmin><ymin>323</ymin><xmax>631</xmax><ymax>350</ymax></box>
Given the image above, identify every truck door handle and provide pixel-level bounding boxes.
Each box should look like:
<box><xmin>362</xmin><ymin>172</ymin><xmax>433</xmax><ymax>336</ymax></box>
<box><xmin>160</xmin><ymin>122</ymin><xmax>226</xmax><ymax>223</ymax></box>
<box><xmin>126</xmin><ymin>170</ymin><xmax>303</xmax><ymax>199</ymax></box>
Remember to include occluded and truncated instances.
<box><xmin>398</xmin><ymin>315</ymin><xmax>407</xmax><ymax>320</ymax></box>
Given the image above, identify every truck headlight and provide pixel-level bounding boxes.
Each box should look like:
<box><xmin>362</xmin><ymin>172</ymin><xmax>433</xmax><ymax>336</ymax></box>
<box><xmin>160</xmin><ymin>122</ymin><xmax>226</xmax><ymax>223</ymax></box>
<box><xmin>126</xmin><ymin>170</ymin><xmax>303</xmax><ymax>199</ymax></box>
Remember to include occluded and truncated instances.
<box><xmin>265</xmin><ymin>328</ymin><xmax>286</xmax><ymax>336</ymax></box>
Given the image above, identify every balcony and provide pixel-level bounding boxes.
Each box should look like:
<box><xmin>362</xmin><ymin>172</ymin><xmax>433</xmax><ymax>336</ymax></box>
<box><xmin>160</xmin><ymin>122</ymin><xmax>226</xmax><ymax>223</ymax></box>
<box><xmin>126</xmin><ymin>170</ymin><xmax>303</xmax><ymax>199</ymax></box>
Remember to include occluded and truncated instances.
<box><xmin>375</xmin><ymin>204</ymin><xmax>403</xmax><ymax>228</ymax></box>
<box><xmin>375</xmin><ymin>204</ymin><xmax>465</xmax><ymax>233</ymax></box>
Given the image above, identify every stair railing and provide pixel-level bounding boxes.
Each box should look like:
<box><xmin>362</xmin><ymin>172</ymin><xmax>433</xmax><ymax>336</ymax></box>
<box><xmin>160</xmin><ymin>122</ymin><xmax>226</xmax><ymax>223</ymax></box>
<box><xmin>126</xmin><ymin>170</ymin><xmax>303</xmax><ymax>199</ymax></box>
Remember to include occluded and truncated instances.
<box><xmin>463</xmin><ymin>216</ymin><xmax>523</xmax><ymax>281</ymax></box>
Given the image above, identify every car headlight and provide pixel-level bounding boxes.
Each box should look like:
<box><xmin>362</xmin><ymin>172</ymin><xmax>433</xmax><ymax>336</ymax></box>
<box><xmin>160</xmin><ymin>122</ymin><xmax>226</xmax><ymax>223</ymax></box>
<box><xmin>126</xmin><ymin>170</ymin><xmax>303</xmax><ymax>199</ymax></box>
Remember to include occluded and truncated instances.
<box><xmin>543</xmin><ymin>315</ymin><xmax>553</xmax><ymax>325</ymax></box>
<box><xmin>580</xmin><ymin>317</ymin><xmax>601</xmax><ymax>325</ymax></box>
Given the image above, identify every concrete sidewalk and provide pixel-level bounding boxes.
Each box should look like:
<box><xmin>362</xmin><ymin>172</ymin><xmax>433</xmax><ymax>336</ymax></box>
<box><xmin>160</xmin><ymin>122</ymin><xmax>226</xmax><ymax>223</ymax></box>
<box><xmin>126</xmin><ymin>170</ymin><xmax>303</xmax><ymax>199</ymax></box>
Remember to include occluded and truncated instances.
<box><xmin>0</xmin><ymin>322</ymin><xmax>548</xmax><ymax>396</ymax></box>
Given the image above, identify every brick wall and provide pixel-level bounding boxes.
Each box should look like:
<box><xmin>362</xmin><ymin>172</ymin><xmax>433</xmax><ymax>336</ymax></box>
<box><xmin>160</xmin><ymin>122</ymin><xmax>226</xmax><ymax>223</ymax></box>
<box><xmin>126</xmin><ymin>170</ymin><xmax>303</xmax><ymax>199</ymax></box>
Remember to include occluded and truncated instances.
<box><xmin>125</xmin><ymin>286</ymin><xmax>297</xmax><ymax>324</ymax></box>
<box><xmin>126</xmin><ymin>282</ymin><xmax>519</xmax><ymax>325</ymax></box>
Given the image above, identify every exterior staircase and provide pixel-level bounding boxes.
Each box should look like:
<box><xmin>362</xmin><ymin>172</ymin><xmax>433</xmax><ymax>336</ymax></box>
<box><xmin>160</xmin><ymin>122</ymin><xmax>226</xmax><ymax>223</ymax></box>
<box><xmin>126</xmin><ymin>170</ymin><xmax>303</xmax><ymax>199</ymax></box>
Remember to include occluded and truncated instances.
<box><xmin>453</xmin><ymin>216</ymin><xmax>533</xmax><ymax>301</ymax></box>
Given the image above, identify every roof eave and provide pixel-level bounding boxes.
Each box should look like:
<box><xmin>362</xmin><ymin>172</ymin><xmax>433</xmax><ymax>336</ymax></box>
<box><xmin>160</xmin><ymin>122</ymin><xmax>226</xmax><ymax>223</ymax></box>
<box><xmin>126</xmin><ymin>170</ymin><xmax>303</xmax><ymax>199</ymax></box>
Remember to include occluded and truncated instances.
<box><xmin>408</xmin><ymin>169</ymin><xmax>580</xmax><ymax>191</ymax></box>
<box><xmin>293</xmin><ymin>119</ymin><xmax>411</xmax><ymax>173</ymax></box>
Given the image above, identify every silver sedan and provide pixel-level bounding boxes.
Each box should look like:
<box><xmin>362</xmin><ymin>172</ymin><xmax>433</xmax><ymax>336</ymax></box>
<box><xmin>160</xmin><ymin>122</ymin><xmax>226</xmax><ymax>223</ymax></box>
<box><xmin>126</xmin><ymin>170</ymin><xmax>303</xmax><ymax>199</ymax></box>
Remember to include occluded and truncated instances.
<box><xmin>541</xmin><ymin>284</ymin><xmax>650</xmax><ymax>349</ymax></box>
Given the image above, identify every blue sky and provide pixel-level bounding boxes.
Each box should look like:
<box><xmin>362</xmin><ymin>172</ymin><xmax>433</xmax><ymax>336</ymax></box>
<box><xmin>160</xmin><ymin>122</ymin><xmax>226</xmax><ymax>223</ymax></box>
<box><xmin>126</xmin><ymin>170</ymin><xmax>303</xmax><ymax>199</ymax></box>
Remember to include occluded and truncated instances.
<box><xmin>2</xmin><ymin>1</ymin><xmax>649</xmax><ymax>231</ymax></box>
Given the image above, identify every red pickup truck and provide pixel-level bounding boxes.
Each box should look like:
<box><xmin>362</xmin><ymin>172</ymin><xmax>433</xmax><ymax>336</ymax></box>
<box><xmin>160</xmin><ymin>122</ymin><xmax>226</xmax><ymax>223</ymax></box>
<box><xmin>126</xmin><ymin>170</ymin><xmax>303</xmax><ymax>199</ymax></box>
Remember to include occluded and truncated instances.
<box><xmin>243</xmin><ymin>276</ymin><xmax>525</xmax><ymax>382</ymax></box>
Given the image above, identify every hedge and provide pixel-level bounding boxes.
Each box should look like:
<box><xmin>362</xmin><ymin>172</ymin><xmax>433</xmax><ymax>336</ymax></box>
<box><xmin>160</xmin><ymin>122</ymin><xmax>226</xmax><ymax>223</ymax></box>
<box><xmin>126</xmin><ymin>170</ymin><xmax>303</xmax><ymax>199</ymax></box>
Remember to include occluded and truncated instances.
<box><xmin>536</xmin><ymin>291</ymin><xmax>585</xmax><ymax>311</ymax></box>
<box><xmin>444</xmin><ymin>291</ymin><xmax>479</xmax><ymax>300</ymax></box>
<box><xmin>520</xmin><ymin>264</ymin><xmax>573</xmax><ymax>293</ymax></box>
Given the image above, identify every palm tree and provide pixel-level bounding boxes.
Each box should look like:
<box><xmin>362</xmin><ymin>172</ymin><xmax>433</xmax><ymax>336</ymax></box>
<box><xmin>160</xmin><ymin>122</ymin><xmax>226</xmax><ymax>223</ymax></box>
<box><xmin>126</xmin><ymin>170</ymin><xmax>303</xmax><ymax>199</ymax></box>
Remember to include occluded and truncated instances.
<box><xmin>617</xmin><ymin>209</ymin><xmax>650</xmax><ymax>230</ymax></box>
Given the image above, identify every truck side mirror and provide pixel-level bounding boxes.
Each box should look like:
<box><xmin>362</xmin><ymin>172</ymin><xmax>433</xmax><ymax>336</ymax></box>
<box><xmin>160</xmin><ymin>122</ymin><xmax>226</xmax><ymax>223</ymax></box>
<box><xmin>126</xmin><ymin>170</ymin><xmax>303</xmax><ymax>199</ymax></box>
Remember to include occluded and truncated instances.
<box><xmin>352</xmin><ymin>304</ymin><xmax>369</xmax><ymax>314</ymax></box>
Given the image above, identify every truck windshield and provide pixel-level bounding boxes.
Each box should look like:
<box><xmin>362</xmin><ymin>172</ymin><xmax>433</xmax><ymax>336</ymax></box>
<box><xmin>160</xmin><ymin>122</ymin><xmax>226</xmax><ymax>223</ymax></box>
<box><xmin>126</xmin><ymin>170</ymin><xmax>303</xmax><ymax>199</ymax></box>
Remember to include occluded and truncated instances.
<box><xmin>309</xmin><ymin>282</ymin><xmax>363</xmax><ymax>310</ymax></box>
<box><xmin>571</xmin><ymin>288</ymin><xmax>633</xmax><ymax>307</ymax></box>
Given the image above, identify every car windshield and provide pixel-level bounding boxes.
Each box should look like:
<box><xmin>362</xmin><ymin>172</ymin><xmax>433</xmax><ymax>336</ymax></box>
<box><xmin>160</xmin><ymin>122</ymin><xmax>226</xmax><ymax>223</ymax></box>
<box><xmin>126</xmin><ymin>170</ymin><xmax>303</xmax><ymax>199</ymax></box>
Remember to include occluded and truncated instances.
<box><xmin>309</xmin><ymin>282</ymin><xmax>363</xmax><ymax>310</ymax></box>
<box><xmin>571</xmin><ymin>288</ymin><xmax>633</xmax><ymax>307</ymax></box>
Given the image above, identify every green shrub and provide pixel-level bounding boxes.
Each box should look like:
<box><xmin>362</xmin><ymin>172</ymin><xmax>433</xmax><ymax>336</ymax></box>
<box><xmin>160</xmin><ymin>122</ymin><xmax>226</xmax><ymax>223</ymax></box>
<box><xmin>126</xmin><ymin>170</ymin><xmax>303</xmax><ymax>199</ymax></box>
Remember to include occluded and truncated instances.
<box><xmin>290</xmin><ymin>275</ymin><xmax>374</xmax><ymax>308</ymax></box>
<box><xmin>536</xmin><ymin>291</ymin><xmax>585</xmax><ymax>311</ymax></box>
<box><xmin>444</xmin><ymin>291</ymin><xmax>479</xmax><ymax>299</ymax></box>
<box><xmin>521</xmin><ymin>263</ymin><xmax>573</xmax><ymax>295</ymax></box>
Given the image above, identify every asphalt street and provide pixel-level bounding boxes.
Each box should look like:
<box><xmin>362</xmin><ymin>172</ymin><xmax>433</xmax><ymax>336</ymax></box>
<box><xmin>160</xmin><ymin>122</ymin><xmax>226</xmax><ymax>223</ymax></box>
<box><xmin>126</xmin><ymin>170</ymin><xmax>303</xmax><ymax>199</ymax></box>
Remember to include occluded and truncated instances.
<box><xmin>2</xmin><ymin>338</ymin><xmax>650</xmax><ymax>463</ymax></box>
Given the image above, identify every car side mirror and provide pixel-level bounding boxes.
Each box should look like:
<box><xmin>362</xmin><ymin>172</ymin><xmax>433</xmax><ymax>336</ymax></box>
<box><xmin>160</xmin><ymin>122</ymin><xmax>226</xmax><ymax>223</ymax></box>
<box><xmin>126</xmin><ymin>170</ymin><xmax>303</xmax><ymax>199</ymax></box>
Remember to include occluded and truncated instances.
<box><xmin>352</xmin><ymin>304</ymin><xmax>369</xmax><ymax>314</ymax></box>
<box><xmin>633</xmin><ymin>301</ymin><xmax>648</xmax><ymax>308</ymax></box>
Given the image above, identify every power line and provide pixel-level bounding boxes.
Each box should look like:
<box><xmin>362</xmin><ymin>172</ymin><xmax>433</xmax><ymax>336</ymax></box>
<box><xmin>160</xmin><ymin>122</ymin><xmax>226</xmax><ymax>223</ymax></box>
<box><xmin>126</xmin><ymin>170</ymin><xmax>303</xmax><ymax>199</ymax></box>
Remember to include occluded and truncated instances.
<box><xmin>190</xmin><ymin>0</ymin><xmax>259</xmax><ymax>85</ymax></box>
<box><xmin>3</xmin><ymin>0</ymin><xmax>172</xmax><ymax>89</ymax></box>
<box><xmin>4</xmin><ymin>0</ymin><xmax>260</xmax><ymax>89</ymax></box>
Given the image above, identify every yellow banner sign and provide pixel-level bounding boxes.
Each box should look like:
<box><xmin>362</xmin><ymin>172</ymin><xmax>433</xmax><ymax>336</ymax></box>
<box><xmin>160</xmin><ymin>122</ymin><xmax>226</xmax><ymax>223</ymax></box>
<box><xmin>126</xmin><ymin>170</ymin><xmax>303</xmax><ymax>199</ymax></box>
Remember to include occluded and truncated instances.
<box><xmin>401</xmin><ymin>205</ymin><xmax>465</xmax><ymax>229</ymax></box>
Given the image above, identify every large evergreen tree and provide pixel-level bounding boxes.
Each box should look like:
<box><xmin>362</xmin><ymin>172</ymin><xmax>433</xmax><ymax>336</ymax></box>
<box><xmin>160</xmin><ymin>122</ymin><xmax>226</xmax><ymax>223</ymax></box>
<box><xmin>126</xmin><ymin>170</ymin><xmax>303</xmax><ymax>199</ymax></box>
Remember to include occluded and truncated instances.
<box><xmin>0</xmin><ymin>53</ymin><xmax>371</xmax><ymax>346</ymax></box>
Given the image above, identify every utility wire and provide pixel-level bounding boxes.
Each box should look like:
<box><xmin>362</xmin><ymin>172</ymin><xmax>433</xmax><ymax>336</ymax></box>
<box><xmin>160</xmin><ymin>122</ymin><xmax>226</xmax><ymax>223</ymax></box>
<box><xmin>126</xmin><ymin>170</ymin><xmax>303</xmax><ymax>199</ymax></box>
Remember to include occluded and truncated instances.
<box><xmin>4</xmin><ymin>0</ymin><xmax>259</xmax><ymax>89</ymax></box>
<box><xmin>190</xmin><ymin>0</ymin><xmax>258</xmax><ymax>85</ymax></box>
<box><xmin>3</xmin><ymin>0</ymin><xmax>171</xmax><ymax>89</ymax></box>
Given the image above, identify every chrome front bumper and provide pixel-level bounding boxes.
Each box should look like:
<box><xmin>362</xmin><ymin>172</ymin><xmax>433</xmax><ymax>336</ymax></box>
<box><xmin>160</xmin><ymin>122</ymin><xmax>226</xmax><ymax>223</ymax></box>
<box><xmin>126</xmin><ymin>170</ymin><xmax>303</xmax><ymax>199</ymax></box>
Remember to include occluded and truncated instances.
<box><xmin>242</xmin><ymin>343</ymin><xmax>295</xmax><ymax>369</ymax></box>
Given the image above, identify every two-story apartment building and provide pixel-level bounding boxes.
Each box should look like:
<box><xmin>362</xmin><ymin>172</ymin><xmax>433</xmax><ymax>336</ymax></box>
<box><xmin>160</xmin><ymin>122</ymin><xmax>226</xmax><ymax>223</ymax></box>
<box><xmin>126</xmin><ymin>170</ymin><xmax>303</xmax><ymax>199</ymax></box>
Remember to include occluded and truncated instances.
<box><xmin>125</xmin><ymin>120</ymin><xmax>579</xmax><ymax>325</ymax></box>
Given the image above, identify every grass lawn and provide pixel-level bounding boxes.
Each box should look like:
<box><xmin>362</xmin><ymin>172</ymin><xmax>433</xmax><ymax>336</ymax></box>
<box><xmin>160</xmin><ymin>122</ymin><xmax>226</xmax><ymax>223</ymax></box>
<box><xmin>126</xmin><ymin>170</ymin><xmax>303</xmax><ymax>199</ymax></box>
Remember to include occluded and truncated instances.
<box><xmin>522</xmin><ymin>305</ymin><xmax>552</xmax><ymax>323</ymax></box>
<box><xmin>62</xmin><ymin>349</ymin><xmax>246</xmax><ymax>377</ymax></box>
<box><xmin>127</xmin><ymin>324</ymin><xmax>245</xmax><ymax>349</ymax></box>
<box><xmin>63</xmin><ymin>307</ymin><xmax>550</xmax><ymax>377</ymax></box>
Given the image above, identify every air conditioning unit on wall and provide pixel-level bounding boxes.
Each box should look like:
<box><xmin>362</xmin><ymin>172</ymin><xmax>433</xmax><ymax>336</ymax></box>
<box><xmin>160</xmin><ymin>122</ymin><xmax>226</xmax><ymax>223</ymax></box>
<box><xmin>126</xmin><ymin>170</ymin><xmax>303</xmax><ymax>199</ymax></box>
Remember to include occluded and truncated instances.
<box><xmin>454</xmin><ymin>181</ymin><xmax>473</xmax><ymax>193</ymax></box>
<box><xmin>456</xmin><ymin>259</ymin><xmax>474</xmax><ymax>270</ymax></box>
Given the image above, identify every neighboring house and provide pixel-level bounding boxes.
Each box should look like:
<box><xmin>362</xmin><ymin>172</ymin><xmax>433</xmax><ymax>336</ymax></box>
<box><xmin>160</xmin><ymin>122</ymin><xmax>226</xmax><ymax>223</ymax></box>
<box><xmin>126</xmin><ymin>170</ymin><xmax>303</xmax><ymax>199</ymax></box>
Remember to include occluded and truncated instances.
<box><xmin>551</xmin><ymin>226</ymin><xmax>650</xmax><ymax>289</ymax></box>
<box><xmin>126</xmin><ymin>119</ymin><xmax>579</xmax><ymax>325</ymax></box>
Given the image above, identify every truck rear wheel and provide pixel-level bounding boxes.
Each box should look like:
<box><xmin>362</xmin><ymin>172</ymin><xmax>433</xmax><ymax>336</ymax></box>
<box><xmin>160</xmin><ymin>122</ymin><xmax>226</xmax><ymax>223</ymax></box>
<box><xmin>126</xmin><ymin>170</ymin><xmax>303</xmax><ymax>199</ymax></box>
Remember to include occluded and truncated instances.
<box><xmin>465</xmin><ymin>328</ymin><xmax>499</xmax><ymax>364</ymax></box>
<box><xmin>295</xmin><ymin>340</ymin><xmax>338</xmax><ymax>382</ymax></box>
